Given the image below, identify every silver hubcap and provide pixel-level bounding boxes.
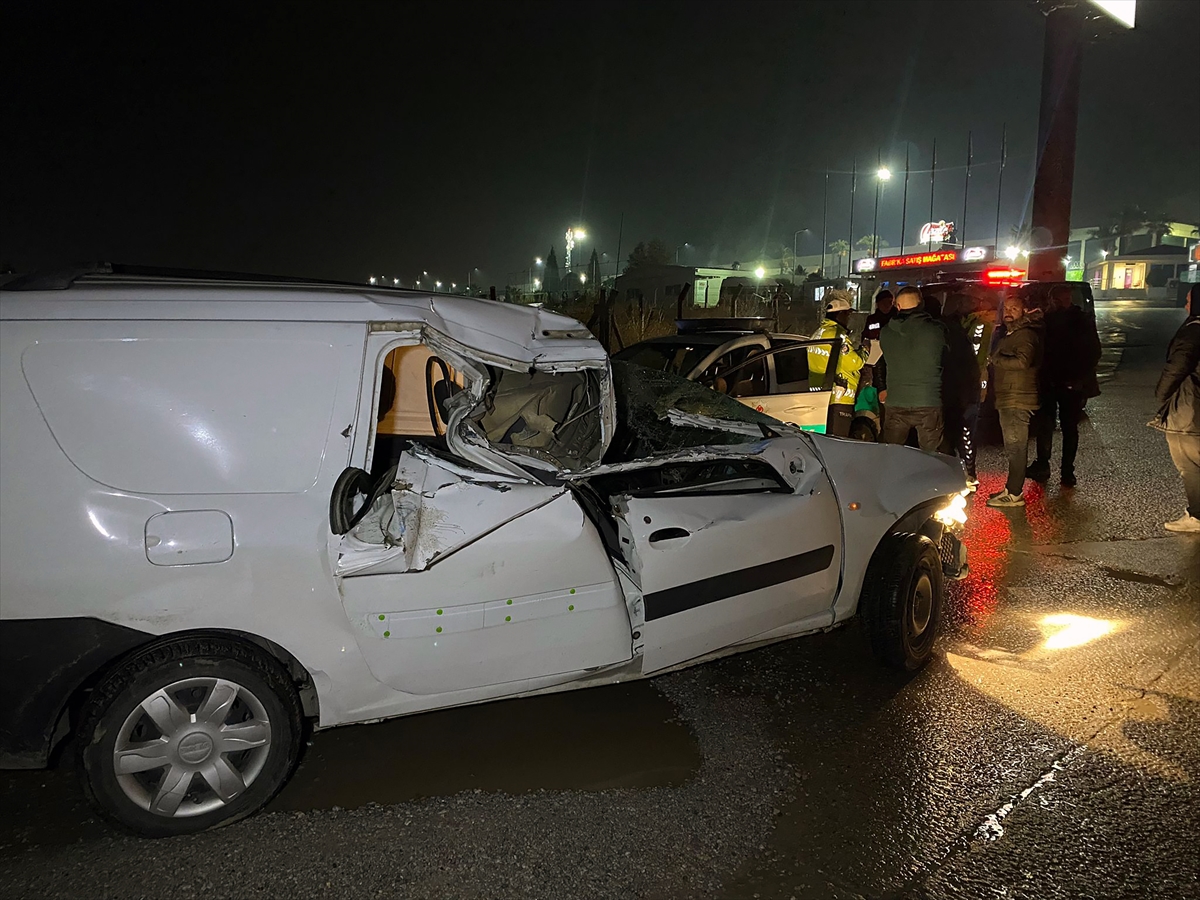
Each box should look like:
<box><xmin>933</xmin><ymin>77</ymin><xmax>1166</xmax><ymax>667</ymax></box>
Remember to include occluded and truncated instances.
<box><xmin>910</xmin><ymin>572</ymin><xmax>933</xmax><ymax>638</ymax></box>
<box><xmin>113</xmin><ymin>677</ymin><xmax>272</xmax><ymax>818</ymax></box>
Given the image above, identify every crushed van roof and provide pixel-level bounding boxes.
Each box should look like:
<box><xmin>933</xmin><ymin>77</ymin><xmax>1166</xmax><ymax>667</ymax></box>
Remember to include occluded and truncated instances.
<box><xmin>0</xmin><ymin>276</ymin><xmax>605</xmax><ymax>368</ymax></box>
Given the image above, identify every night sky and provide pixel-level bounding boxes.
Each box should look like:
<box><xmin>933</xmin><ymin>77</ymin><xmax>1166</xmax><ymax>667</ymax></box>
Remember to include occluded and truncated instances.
<box><xmin>2</xmin><ymin>0</ymin><xmax>1197</xmax><ymax>286</ymax></box>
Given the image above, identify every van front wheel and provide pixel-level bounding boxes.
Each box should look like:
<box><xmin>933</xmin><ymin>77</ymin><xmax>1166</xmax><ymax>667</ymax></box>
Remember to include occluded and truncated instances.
<box><xmin>78</xmin><ymin>636</ymin><xmax>302</xmax><ymax>837</ymax></box>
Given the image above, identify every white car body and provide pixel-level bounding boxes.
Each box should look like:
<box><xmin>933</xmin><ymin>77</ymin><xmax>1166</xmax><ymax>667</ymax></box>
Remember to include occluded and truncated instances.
<box><xmin>0</xmin><ymin>272</ymin><xmax>965</xmax><ymax>769</ymax></box>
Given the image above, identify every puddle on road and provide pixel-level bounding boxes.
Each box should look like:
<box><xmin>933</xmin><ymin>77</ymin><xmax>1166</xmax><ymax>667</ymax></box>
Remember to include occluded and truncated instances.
<box><xmin>0</xmin><ymin>680</ymin><xmax>698</xmax><ymax>852</ymax></box>
<box><xmin>269</xmin><ymin>679</ymin><xmax>699</xmax><ymax>812</ymax></box>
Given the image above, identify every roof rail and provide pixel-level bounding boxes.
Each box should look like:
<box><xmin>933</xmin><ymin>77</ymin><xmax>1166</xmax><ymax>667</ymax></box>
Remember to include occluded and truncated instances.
<box><xmin>0</xmin><ymin>263</ymin><xmax>371</xmax><ymax>292</ymax></box>
<box><xmin>2</xmin><ymin>263</ymin><xmax>114</xmax><ymax>291</ymax></box>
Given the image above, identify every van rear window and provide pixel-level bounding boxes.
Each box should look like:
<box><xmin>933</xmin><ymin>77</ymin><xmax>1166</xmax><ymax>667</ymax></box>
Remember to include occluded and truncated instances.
<box><xmin>22</xmin><ymin>329</ymin><xmax>347</xmax><ymax>494</ymax></box>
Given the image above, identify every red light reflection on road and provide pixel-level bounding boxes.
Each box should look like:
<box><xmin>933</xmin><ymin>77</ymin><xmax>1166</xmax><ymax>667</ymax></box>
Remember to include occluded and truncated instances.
<box><xmin>952</xmin><ymin>475</ymin><xmax>1011</xmax><ymax>629</ymax></box>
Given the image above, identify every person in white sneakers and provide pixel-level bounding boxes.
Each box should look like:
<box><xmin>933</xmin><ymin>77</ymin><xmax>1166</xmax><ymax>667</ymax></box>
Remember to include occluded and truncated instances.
<box><xmin>987</xmin><ymin>294</ymin><xmax>1044</xmax><ymax>508</ymax></box>
<box><xmin>1153</xmin><ymin>284</ymin><xmax>1200</xmax><ymax>533</ymax></box>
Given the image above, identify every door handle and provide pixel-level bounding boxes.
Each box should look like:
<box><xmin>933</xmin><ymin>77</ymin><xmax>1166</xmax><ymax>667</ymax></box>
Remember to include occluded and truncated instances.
<box><xmin>649</xmin><ymin>527</ymin><xmax>690</xmax><ymax>544</ymax></box>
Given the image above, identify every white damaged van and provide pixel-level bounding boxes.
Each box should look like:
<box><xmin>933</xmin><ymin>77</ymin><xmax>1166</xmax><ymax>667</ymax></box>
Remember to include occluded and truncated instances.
<box><xmin>0</xmin><ymin>267</ymin><xmax>968</xmax><ymax>836</ymax></box>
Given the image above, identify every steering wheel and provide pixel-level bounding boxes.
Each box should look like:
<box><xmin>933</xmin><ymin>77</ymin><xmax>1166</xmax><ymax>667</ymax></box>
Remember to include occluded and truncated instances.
<box><xmin>425</xmin><ymin>356</ymin><xmax>455</xmax><ymax>435</ymax></box>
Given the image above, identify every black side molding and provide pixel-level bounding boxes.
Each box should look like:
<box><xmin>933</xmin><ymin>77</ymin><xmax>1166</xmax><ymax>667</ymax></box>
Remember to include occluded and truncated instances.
<box><xmin>643</xmin><ymin>544</ymin><xmax>837</xmax><ymax>622</ymax></box>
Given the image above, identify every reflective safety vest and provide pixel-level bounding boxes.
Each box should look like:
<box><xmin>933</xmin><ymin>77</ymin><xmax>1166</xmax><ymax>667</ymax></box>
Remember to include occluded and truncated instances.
<box><xmin>808</xmin><ymin>319</ymin><xmax>865</xmax><ymax>406</ymax></box>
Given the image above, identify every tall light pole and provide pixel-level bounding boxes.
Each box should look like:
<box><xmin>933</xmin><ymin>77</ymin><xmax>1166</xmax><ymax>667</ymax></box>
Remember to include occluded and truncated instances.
<box><xmin>960</xmin><ymin>130</ymin><xmax>973</xmax><ymax>248</ymax></box>
<box><xmin>565</xmin><ymin>228</ymin><xmax>586</xmax><ymax>272</ymax></box>
<box><xmin>792</xmin><ymin>229</ymin><xmax>809</xmax><ymax>277</ymax></box>
<box><xmin>820</xmin><ymin>169</ymin><xmax>828</xmax><ymax>278</ymax></box>
<box><xmin>899</xmin><ymin>144</ymin><xmax>910</xmax><ymax>255</ymax></box>
<box><xmin>847</xmin><ymin>157</ymin><xmax>857</xmax><ymax>278</ymax></box>
<box><xmin>675</xmin><ymin>242</ymin><xmax>690</xmax><ymax>264</ymax></box>
<box><xmin>873</xmin><ymin>159</ymin><xmax>892</xmax><ymax>258</ymax></box>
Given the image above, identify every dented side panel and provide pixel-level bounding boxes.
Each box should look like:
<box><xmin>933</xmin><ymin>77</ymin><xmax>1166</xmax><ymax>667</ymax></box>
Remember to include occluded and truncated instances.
<box><xmin>805</xmin><ymin>435</ymin><xmax>968</xmax><ymax>622</ymax></box>
<box><xmin>609</xmin><ymin>440</ymin><xmax>843</xmax><ymax>674</ymax></box>
<box><xmin>338</xmin><ymin>491</ymin><xmax>633</xmax><ymax>696</ymax></box>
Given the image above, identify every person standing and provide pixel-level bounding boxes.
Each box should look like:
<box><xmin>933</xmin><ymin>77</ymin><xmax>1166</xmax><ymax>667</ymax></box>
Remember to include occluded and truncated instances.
<box><xmin>1152</xmin><ymin>283</ymin><xmax>1200</xmax><ymax>533</ymax></box>
<box><xmin>1027</xmin><ymin>285</ymin><xmax>1102</xmax><ymax>488</ymax></box>
<box><xmin>879</xmin><ymin>286</ymin><xmax>947</xmax><ymax>451</ymax></box>
<box><xmin>863</xmin><ymin>289</ymin><xmax>894</xmax><ymax>418</ymax></box>
<box><xmin>939</xmin><ymin>293</ymin><xmax>982</xmax><ymax>488</ymax></box>
<box><xmin>808</xmin><ymin>292</ymin><xmax>865</xmax><ymax>437</ymax></box>
<box><xmin>987</xmin><ymin>294</ymin><xmax>1044</xmax><ymax>508</ymax></box>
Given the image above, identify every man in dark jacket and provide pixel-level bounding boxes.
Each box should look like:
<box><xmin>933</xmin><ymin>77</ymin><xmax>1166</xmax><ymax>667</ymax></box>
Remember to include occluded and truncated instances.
<box><xmin>940</xmin><ymin>293</ymin><xmax>983</xmax><ymax>486</ymax></box>
<box><xmin>1154</xmin><ymin>284</ymin><xmax>1200</xmax><ymax>533</ymax></box>
<box><xmin>1027</xmin><ymin>285</ymin><xmax>1102</xmax><ymax>487</ymax></box>
<box><xmin>987</xmin><ymin>294</ymin><xmax>1044</xmax><ymax>508</ymax></box>
<box><xmin>879</xmin><ymin>285</ymin><xmax>948</xmax><ymax>451</ymax></box>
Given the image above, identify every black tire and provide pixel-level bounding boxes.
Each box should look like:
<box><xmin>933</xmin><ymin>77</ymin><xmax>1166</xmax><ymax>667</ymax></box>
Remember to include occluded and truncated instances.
<box><xmin>859</xmin><ymin>532</ymin><xmax>944</xmax><ymax>671</ymax></box>
<box><xmin>77</xmin><ymin>635</ymin><xmax>303</xmax><ymax>837</ymax></box>
<box><xmin>849</xmin><ymin>416</ymin><xmax>878</xmax><ymax>443</ymax></box>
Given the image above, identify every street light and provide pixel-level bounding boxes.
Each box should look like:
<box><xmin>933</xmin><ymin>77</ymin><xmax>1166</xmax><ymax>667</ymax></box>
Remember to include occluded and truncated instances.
<box><xmin>1005</xmin><ymin>245</ymin><xmax>1021</xmax><ymax>260</ymax></box>
<box><xmin>675</xmin><ymin>242</ymin><xmax>690</xmax><ymax>264</ymax></box>
<box><xmin>579</xmin><ymin>273</ymin><xmax>587</xmax><ymax>284</ymax></box>
<box><xmin>369</xmin><ymin>276</ymin><xmax>377</xmax><ymax>285</ymax></box>
<box><xmin>872</xmin><ymin>158</ymin><xmax>891</xmax><ymax>257</ymax></box>
<box><xmin>565</xmin><ymin>228</ymin><xmax>586</xmax><ymax>271</ymax></box>
<box><xmin>436</xmin><ymin>281</ymin><xmax>442</xmax><ymax>289</ymax></box>
<box><xmin>792</xmin><ymin>229</ymin><xmax>810</xmax><ymax>276</ymax></box>
<box><xmin>754</xmin><ymin>266</ymin><xmax>766</xmax><ymax>280</ymax></box>
<box><xmin>393</xmin><ymin>277</ymin><xmax>399</xmax><ymax>285</ymax></box>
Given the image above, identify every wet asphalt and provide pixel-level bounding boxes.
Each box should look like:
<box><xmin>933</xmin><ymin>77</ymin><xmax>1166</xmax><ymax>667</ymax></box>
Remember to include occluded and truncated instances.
<box><xmin>1</xmin><ymin>304</ymin><xmax>1197</xmax><ymax>900</ymax></box>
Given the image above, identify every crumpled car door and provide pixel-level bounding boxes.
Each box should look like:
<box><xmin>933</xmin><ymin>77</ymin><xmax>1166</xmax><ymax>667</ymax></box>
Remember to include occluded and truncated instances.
<box><xmin>336</xmin><ymin>445</ymin><xmax>565</xmax><ymax>576</ymax></box>
<box><xmin>575</xmin><ymin>434</ymin><xmax>843</xmax><ymax>674</ymax></box>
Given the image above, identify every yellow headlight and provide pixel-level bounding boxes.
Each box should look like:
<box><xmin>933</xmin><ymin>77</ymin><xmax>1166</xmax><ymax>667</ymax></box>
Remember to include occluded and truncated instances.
<box><xmin>934</xmin><ymin>490</ymin><xmax>969</xmax><ymax>527</ymax></box>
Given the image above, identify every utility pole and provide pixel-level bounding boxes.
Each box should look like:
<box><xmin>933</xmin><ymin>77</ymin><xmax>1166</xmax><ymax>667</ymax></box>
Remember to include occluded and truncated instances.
<box><xmin>1028</xmin><ymin>3</ymin><xmax>1085</xmax><ymax>280</ymax></box>
<box><xmin>847</xmin><ymin>157</ymin><xmax>856</xmax><ymax>278</ymax></box>
<box><xmin>820</xmin><ymin>169</ymin><xmax>828</xmax><ymax>278</ymax></box>
<box><xmin>928</xmin><ymin>139</ymin><xmax>937</xmax><ymax>250</ymax></box>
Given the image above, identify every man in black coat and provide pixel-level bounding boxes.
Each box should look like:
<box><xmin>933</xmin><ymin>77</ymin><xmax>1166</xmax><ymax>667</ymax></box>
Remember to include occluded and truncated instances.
<box><xmin>1153</xmin><ymin>284</ymin><xmax>1200</xmax><ymax>533</ymax></box>
<box><xmin>1027</xmin><ymin>285</ymin><xmax>1102</xmax><ymax>487</ymax></box>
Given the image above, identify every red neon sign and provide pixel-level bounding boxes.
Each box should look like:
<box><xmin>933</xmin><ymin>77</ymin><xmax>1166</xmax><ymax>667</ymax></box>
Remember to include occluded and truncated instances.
<box><xmin>878</xmin><ymin>249</ymin><xmax>958</xmax><ymax>269</ymax></box>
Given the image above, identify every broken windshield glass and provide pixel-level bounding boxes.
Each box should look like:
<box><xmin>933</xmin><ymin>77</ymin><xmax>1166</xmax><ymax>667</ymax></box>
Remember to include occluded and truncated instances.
<box><xmin>607</xmin><ymin>359</ymin><xmax>788</xmax><ymax>462</ymax></box>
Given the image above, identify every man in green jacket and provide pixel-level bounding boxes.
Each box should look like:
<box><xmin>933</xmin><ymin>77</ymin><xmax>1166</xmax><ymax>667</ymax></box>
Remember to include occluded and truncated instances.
<box><xmin>879</xmin><ymin>286</ymin><xmax>947</xmax><ymax>451</ymax></box>
<box><xmin>987</xmin><ymin>294</ymin><xmax>1044</xmax><ymax>508</ymax></box>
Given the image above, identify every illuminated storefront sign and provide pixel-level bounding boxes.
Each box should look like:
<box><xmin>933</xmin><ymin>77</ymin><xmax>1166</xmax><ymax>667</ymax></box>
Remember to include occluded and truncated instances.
<box><xmin>919</xmin><ymin>221</ymin><xmax>954</xmax><ymax>244</ymax></box>
<box><xmin>879</xmin><ymin>249</ymin><xmax>959</xmax><ymax>270</ymax></box>
<box><xmin>854</xmin><ymin>245</ymin><xmax>996</xmax><ymax>274</ymax></box>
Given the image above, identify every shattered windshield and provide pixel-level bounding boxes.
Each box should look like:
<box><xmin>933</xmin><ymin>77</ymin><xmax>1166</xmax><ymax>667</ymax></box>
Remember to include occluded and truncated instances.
<box><xmin>607</xmin><ymin>359</ymin><xmax>788</xmax><ymax>462</ymax></box>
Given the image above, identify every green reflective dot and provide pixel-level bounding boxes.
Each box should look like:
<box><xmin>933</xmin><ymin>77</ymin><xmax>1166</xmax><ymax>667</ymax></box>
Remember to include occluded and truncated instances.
<box><xmin>436</xmin><ymin>626</ymin><xmax>442</xmax><ymax>633</ymax></box>
<box><xmin>436</xmin><ymin>609</ymin><xmax>443</xmax><ymax>616</ymax></box>
<box><xmin>569</xmin><ymin>589</ymin><xmax>576</xmax><ymax>595</ymax></box>
<box><xmin>378</xmin><ymin>614</ymin><xmax>386</xmax><ymax>621</ymax></box>
<box><xmin>383</xmin><ymin>630</ymin><xmax>391</xmax><ymax>638</ymax></box>
<box><xmin>569</xmin><ymin>605</ymin><xmax>575</xmax><ymax>611</ymax></box>
<box><xmin>506</xmin><ymin>599</ymin><xmax>512</xmax><ymax>606</ymax></box>
<box><xmin>505</xmin><ymin>615</ymin><xmax>511</xmax><ymax>622</ymax></box>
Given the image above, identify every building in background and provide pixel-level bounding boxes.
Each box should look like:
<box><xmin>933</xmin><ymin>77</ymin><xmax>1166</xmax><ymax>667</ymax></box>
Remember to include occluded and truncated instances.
<box><xmin>1086</xmin><ymin>243</ymin><xmax>1198</xmax><ymax>304</ymax></box>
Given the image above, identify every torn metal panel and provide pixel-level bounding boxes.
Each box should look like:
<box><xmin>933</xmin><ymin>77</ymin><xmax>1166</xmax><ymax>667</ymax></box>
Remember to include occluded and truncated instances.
<box><xmin>337</xmin><ymin>446</ymin><xmax>566</xmax><ymax>576</ymax></box>
<box><xmin>416</xmin><ymin>328</ymin><xmax>615</xmax><ymax>479</ymax></box>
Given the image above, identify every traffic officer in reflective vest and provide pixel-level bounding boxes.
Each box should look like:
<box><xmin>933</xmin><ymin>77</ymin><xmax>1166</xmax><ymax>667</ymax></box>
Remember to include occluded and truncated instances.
<box><xmin>808</xmin><ymin>291</ymin><xmax>865</xmax><ymax>437</ymax></box>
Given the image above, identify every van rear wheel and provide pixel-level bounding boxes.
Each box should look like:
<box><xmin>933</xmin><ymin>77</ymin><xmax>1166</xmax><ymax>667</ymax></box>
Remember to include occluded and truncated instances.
<box><xmin>78</xmin><ymin>636</ymin><xmax>302</xmax><ymax>837</ymax></box>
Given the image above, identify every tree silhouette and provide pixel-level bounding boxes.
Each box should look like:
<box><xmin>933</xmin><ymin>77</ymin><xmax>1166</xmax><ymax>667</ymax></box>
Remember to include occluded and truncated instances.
<box><xmin>543</xmin><ymin>247</ymin><xmax>562</xmax><ymax>294</ymax></box>
<box><xmin>624</xmin><ymin>238</ymin><xmax>672</xmax><ymax>273</ymax></box>
<box><xmin>1144</xmin><ymin>214</ymin><xmax>1175</xmax><ymax>247</ymax></box>
<box><xmin>828</xmin><ymin>240</ymin><xmax>850</xmax><ymax>277</ymax></box>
